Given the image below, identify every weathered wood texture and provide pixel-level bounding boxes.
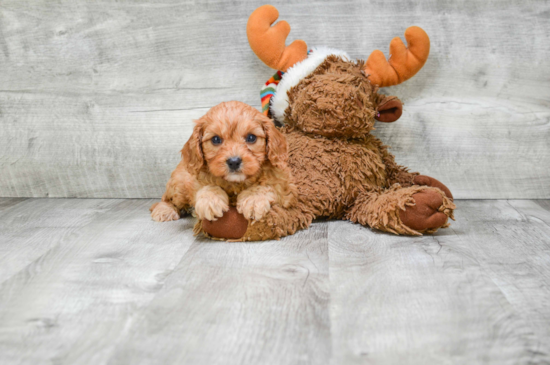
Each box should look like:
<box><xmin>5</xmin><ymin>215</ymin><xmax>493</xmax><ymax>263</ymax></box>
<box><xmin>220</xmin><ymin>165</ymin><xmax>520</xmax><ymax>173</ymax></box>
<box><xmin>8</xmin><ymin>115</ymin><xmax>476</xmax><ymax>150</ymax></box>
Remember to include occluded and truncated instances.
<box><xmin>1</xmin><ymin>0</ymin><xmax>549</xmax><ymax>198</ymax></box>
<box><xmin>0</xmin><ymin>199</ymin><xmax>330</xmax><ymax>365</ymax></box>
<box><xmin>109</xmin><ymin>224</ymin><xmax>330</xmax><ymax>365</ymax></box>
<box><xmin>329</xmin><ymin>200</ymin><xmax>550</xmax><ymax>364</ymax></box>
<box><xmin>0</xmin><ymin>198</ymin><xmax>198</xmax><ymax>364</ymax></box>
<box><xmin>1</xmin><ymin>199</ymin><xmax>550</xmax><ymax>364</ymax></box>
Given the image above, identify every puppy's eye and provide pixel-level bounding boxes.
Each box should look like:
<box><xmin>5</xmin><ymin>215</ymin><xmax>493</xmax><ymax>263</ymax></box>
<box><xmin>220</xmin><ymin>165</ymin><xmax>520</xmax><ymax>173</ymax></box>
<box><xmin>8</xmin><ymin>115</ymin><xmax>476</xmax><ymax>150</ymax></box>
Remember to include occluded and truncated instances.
<box><xmin>246</xmin><ymin>134</ymin><xmax>257</xmax><ymax>143</ymax></box>
<box><xmin>211</xmin><ymin>136</ymin><xmax>222</xmax><ymax>145</ymax></box>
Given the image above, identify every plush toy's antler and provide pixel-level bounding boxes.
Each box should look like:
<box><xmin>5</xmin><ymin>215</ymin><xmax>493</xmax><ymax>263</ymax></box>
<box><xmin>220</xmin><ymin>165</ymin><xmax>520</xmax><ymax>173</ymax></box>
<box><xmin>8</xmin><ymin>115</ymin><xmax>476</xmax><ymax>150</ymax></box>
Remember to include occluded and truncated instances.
<box><xmin>364</xmin><ymin>26</ymin><xmax>430</xmax><ymax>87</ymax></box>
<box><xmin>247</xmin><ymin>5</ymin><xmax>308</xmax><ymax>71</ymax></box>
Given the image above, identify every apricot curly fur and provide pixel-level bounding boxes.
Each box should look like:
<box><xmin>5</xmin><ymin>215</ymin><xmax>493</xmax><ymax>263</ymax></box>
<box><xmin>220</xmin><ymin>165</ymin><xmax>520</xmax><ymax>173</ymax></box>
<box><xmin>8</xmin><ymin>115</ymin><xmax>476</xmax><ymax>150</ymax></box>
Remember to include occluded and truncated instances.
<box><xmin>151</xmin><ymin>101</ymin><xmax>307</xmax><ymax>240</ymax></box>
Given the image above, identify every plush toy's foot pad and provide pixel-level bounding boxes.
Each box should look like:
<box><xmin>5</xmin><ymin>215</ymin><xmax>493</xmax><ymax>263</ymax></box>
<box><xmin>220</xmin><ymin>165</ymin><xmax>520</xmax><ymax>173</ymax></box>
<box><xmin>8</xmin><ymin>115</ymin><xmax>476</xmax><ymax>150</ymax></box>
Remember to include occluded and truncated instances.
<box><xmin>400</xmin><ymin>190</ymin><xmax>454</xmax><ymax>233</ymax></box>
<box><xmin>202</xmin><ymin>207</ymin><xmax>248</xmax><ymax>240</ymax></box>
<box><xmin>413</xmin><ymin>175</ymin><xmax>454</xmax><ymax>200</ymax></box>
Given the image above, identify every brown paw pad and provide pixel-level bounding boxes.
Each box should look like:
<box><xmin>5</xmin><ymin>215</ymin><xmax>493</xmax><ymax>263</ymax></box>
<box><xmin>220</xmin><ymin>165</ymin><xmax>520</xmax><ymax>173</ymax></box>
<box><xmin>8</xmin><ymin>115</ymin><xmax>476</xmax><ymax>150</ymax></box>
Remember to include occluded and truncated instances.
<box><xmin>413</xmin><ymin>175</ymin><xmax>453</xmax><ymax>201</ymax></box>
<box><xmin>400</xmin><ymin>191</ymin><xmax>449</xmax><ymax>231</ymax></box>
<box><xmin>202</xmin><ymin>206</ymin><xmax>248</xmax><ymax>240</ymax></box>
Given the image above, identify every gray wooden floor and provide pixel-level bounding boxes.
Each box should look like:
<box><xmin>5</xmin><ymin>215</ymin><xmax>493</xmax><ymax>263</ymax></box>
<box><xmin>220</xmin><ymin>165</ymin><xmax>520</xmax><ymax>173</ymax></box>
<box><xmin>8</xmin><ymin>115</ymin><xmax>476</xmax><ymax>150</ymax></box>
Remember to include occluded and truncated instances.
<box><xmin>1</xmin><ymin>198</ymin><xmax>549</xmax><ymax>364</ymax></box>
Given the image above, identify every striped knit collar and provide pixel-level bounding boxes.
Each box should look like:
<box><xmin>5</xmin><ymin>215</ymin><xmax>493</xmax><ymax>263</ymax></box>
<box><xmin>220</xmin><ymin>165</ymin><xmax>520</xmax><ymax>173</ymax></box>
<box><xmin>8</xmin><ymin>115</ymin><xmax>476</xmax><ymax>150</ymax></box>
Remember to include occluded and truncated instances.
<box><xmin>260</xmin><ymin>70</ymin><xmax>284</xmax><ymax>117</ymax></box>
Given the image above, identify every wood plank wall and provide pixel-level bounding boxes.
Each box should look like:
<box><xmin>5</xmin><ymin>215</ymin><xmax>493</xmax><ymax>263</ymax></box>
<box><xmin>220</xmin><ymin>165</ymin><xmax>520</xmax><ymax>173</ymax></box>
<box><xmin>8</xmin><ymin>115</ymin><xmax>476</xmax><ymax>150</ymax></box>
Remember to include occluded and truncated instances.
<box><xmin>1</xmin><ymin>0</ymin><xmax>549</xmax><ymax>198</ymax></box>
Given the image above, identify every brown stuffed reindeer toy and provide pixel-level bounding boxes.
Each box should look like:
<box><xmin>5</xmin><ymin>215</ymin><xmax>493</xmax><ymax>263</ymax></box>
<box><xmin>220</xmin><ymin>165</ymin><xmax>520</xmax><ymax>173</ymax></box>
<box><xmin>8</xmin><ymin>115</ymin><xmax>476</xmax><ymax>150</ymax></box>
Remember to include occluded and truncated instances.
<box><xmin>197</xmin><ymin>4</ymin><xmax>455</xmax><ymax>240</ymax></box>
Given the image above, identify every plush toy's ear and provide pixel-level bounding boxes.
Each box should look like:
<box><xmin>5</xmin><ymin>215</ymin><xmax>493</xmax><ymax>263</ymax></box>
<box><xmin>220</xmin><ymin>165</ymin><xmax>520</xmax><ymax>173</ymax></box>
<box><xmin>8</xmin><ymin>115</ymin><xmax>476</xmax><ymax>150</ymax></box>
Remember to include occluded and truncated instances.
<box><xmin>365</xmin><ymin>26</ymin><xmax>430</xmax><ymax>87</ymax></box>
<box><xmin>181</xmin><ymin>118</ymin><xmax>206</xmax><ymax>175</ymax></box>
<box><xmin>259</xmin><ymin>114</ymin><xmax>288</xmax><ymax>170</ymax></box>
<box><xmin>247</xmin><ymin>5</ymin><xmax>308</xmax><ymax>71</ymax></box>
<box><xmin>375</xmin><ymin>96</ymin><xmax>403</xmax><ymax>123</ymax></box>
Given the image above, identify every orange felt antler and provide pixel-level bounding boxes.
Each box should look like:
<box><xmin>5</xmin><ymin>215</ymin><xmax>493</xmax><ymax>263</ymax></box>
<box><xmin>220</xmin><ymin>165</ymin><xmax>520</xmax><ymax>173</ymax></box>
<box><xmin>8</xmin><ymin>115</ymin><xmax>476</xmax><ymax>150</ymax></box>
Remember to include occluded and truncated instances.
<box><xmin>246</xmin><ymin>5</ymin><xmax>308</xmax><ymax>72</ymax></box>
<box><xmin>364</xmin><ymin>26</ymin><xmax>430</xmax><ymax>87</ymax></box>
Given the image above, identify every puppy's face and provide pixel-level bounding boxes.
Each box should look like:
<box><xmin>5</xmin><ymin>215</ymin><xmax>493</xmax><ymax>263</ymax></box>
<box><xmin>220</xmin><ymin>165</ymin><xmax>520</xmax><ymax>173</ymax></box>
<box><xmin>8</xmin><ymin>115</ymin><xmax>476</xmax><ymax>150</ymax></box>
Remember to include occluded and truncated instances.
<box><xmin>202</xmin><ymin>114</ymin><xmax>266</xmax><ymax>182</ymax></box>
<box><xmin>182</xmin><ymin>101</ymin><xmax>287</xmax><ymax>183</ymax></box>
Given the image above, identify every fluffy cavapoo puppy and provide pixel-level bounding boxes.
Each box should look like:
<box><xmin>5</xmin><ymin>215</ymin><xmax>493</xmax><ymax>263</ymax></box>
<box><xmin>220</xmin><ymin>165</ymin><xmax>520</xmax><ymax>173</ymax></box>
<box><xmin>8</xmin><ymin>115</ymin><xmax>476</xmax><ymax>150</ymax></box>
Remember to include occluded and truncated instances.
<box><xmin>150</xmin><ymin>101</ymin><xmax>297</xmax><ymax>239</ymax></box>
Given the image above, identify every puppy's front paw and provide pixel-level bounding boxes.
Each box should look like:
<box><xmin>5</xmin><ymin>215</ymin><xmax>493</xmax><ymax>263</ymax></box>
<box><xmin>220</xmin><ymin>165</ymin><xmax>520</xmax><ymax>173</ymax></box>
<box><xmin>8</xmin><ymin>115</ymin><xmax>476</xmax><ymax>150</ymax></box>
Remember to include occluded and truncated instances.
<box><xmin>150</xmin><ymin>202</ymin><xmax>180</xmax><ymax>222</ymax></box>
<box><xmin>195</xmin><ymin>186</ymin><xmax>229</xmax><ymax>221</ymax></box>
<box><xmin>237</xmin><ymin>194</ymin><xmax>272</xmax><ymax>221</ymax></box>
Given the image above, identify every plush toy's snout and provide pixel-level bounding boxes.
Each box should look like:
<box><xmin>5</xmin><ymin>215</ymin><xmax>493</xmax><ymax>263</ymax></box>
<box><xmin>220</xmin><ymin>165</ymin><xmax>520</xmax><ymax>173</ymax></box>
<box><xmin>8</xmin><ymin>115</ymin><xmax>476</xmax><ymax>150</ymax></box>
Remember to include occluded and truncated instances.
<box><xmin>375</xmin><ymin>96</ymin><xmax>403</xmax><ymax>123</ymax></box>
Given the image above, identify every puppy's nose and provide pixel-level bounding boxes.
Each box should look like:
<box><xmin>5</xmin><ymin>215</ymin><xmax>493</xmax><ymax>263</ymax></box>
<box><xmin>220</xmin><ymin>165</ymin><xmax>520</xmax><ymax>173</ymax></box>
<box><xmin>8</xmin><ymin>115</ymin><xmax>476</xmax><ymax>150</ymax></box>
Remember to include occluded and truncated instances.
<box><xmin>226</xmin><ymin>157</ymin><xmax>242</xmax><ymax>171</ymax></box>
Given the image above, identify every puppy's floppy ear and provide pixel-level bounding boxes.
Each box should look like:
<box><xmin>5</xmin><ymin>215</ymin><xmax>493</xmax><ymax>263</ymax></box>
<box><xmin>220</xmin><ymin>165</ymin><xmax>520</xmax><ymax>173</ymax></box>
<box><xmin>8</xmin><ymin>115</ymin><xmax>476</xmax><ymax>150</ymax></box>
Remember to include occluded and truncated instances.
<box><xmin>259</xmin><ymin>113</ymin><xmax>288</xmax><ymax>170</ymax></box>
<box><xmin>181</xmin><ymin>118</ymin><xmax>206</xmax><ymax>175</ymax></box>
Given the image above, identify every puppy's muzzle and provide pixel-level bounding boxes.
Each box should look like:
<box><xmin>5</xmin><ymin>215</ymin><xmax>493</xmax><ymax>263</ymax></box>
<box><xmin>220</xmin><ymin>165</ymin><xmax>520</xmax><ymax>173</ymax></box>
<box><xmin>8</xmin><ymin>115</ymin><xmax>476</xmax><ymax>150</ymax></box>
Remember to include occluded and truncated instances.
<box><xmin>226</xmin><ymin>157</ymin><xmax>242</xmax><ymax>172</ymax></box>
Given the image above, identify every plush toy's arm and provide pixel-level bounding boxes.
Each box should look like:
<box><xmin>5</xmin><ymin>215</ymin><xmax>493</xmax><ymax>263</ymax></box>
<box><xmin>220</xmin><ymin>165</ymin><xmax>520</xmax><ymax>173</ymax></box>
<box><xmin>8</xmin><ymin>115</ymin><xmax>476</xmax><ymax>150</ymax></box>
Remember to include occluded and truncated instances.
<box><xmin>387</xmin><ymin>166</ymin><xmax>419</xmax><ymax>187</ymax></box>
<box><xmin>347</xmin><ymin>185</ymin><xmax>454</xmax><ymax>236</ymax></box>
<box><xmin>412</xmin><ymin>175</ymin><xmax>453</xmax><ymax>200</ymax></box>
